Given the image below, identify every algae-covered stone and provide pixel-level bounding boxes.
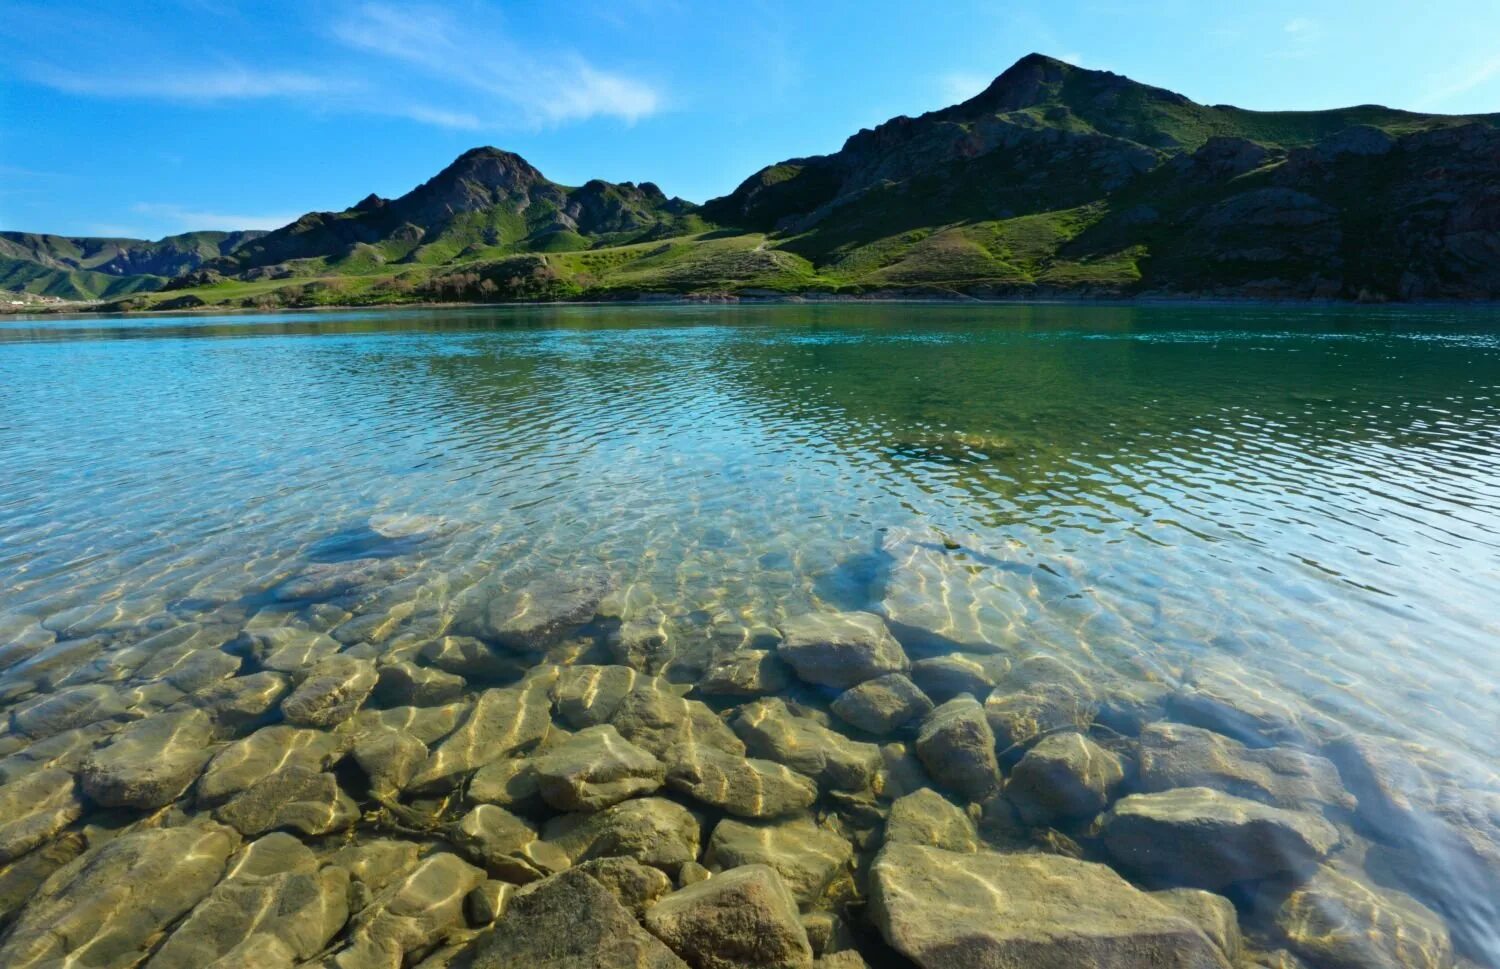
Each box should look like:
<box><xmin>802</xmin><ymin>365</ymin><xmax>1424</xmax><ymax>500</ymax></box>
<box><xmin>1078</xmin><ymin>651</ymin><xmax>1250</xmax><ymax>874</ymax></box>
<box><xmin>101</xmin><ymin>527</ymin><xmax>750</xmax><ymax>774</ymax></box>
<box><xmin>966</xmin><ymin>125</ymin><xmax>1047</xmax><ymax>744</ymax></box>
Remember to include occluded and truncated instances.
<box><xmin>914</xmin><ymin>695</ymin><xmax>1000</xmax><ymax>801</ymax></box>
<box><xmin>776</xmin><ymin>611</ymin><xmax>908</xmax><ymax>689</ymax></box>
<box><xmin>477</xmin><ymin>867</ymin><xmax>687</xmax><ymax>969</ymax></box>
<box><xmin>331</xmin><ymin>838</ymin><xmax>420</xmax><ymax>909</ymax></box>
<box><xmin>1102</xmin><ymin>788</ymin><xmax>1339</xmax><ymax>888</ymax></box>
<box><xmin>449</xmin><ymin>569</ymin><xmax>611</xmax><ymax>650</ymax></box>
<box><xmin>1004</xmin><ymin>730</ymin><xmax>1123</xmax><ymax>823</ymax></box>
<box><xmin>78</xmin><ymin>707</ymin><xmax>216</xmax><ymax>809</ymax></box>
<box><xmin>884</xmin><ymin>788</ymin><xmax>979</xmax><ymax>852</ymax></box>
<box><xmin>532</xmin><ymin>723</ymin><xmax>665</xmax><ymax>811</ymax></box>
<box><xmin>0</xmin><ymin>768</ymin><xmax>83</xmax><ymax>863</ymax></box>
<box><xmin>1139</xmin><ymin>722</ymin><xmax>1353</xmax><ymax>812</ymax></box>
<box><xmin>573</xmin><ymin>856</ymin><xmax>673</xmax><ymax>917</ymax></box>
<box><xmin>409</xmin><ymin>683</ymin><xmax>551</xmax><ymax>791</ymax></box>
<box><xmin>214</xmin><ymin>765</ymin><xmax>359</xmax><ymax>837</ymax></box>
<box><xmin>0</xmin><ymin>823</ymin><xmax>238</xmax><ymax>969</ymax></box>
<box><xmin>543</xmin><ymin>796</ymin><xmax>702</xmax><ymax>875</ymax></box>
<box><xmin>452</xmin><ymin>804</ymin><xmax>564</xmax><ymax>883</ymax></box>
<box><xmin>871</xmin><ymin>843</ymin><xmax>1231</xmax><ymax>969</ymax></box>
<box><xmin>698</xmin><ymin>650</ymin><xmax>792</xmax><ymax>696</ymax></box>
<box><xmin>1152</xmin><ymin>888</ymin><xmax>1243</xmax><ymax>964</ymax></box>
<box><xmin>1277</xmin><ymin>866</ymin><xmax>1452</xmax><ymax>969</ymax></box>
<box><xmin>831</xmin><ymin>673</ymin><xmax>933</xmax><ymax>734</ymax></box>
<box><xmin>646</xmin><ymin>864</ymin><xmax>813</xmax><ymax>969</ymax></box>
<box><xmin>280</xmin><ymin>654</ymin><xmax>378</xmax><ymax>727</ymax></box>
<box><xmin>664</xmin><ymin>742</ymin><xmax>818</xmax><ymax>818</ymax></box>
<box><xmin>732</xmin><ymin>698</ymin><xmax>881</xmax><ymax>791</ymax></box>
<box><xmin>336</xmin><ymin>852</ymin><xmax>486</xmax><ymax>969</ymax></box>
<box><xmin>706</xmin><ymin>814</ymin><xmax>853</xmax><ymax>908</ymax></box>
<box><xmin>352</xmin><ymin>726</ymin><xmax>428</xmax><ymax>798</ymax></box>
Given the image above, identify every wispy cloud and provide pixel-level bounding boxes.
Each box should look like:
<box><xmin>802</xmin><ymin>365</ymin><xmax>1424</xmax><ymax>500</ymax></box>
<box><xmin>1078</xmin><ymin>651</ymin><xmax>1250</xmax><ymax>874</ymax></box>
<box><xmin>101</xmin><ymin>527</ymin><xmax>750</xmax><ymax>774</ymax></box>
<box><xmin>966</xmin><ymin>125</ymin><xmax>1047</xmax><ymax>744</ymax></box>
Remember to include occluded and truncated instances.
<box><xmin>28</xmin><ymin>63</ymin><xmax>345</xmax><ymax>101</ymax></box>
<box><xmin>938</xmin><ymin>72</ymin><xmax>992</xmax><ymax>105</ymax></box>
<box><xmin>131</xmin><ymin>203</ymin><xmax>298</xmax><ymax>232</ymax></box>
<box><xmin>1418</xmin><ymin>54</ymin><xmax>1500</xmax><ymax>109</ymax></box>
<box><xmin>330</xmin><ymin>3</ymin><xmax>662</xmax><ymax>125</ymax></box>
<box><xmin>1277</xmin><ymin>17</ymin><xmax>1321</xmax><ymax>58</ymax></box>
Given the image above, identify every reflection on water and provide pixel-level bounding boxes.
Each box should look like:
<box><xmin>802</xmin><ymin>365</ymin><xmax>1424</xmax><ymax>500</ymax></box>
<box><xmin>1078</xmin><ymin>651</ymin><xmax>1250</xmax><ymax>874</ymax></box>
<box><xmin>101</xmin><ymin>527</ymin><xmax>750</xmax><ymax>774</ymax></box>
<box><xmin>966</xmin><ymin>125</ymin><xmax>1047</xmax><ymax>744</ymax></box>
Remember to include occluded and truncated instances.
<box><xmin>1</xmin><ymin>302</ymin><xmax>1498</xmax><ymax>962</ymax></box>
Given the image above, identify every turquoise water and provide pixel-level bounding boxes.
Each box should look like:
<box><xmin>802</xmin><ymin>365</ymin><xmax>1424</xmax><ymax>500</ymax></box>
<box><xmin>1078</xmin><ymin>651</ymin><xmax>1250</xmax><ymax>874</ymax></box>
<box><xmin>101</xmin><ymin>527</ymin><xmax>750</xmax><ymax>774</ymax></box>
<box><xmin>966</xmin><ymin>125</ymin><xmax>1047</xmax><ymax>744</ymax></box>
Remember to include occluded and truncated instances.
<box><xmin>1</xmin><ymin>302</ymin><xmax>1498</xmax><ymax>960</ymax></box>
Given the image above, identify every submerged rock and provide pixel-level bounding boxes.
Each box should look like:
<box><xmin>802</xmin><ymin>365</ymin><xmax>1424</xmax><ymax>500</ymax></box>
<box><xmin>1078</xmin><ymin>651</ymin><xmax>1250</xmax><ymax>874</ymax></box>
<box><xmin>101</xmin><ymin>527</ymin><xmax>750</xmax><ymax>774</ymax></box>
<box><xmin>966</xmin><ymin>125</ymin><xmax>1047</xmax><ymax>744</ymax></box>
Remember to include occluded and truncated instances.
<box><xmin>909</xmin><ymin>654</ymin><xmax>999</xmax><ymax>704</ymax></box>
<box><xmin>449</xmin><ymin>568</ymin><xmax>611</xmax><ymax>650</ymax></box>
<box><xmin>1275</xmin><ymin>866</ymin><xmax>1452</xmax><ymax>969</ymax></box>
<box><xmin>189</xmin><ymin>671</ymin><xmax>290</xmax><ymax>729</ymax></box>
<box><xmin>8</xmin><ymin>683</ymin><xmax>136</xmax><ymax>739</ymax></box>
<box><xmin>1101</xmin><ymin>788</ymin><xmax>1340</xmax><ymax>888</ymax></box>
<box><xmin>914</xmin><ymin>695</ymin><xmax>1000</xmax><ymax>801</ymax></box>
<box><xmin>78</xmin><ymin>707</ymin><xmax>216</xmax><ymax>809</ymax></box>
<box><xmin>543</xmin><ymin>796</ymin><xmax>703</xmax><ymax>874</ymax></box>
<box><xmin>573</xmin><ymin>856</ymin><xmax>673</xmax><ymax>917</ymax></box>
<box><xmin>453</xmin><ymin>804</ymin><xmax>563</xmax><ymax>883</ymax></box>
<box><xmin>409</xmin><ymin>683</ymin><xmax>551</xmax><ymax>791</ymax></box>
<box><xmin>1169</xmin><ymin>661</ymin><xmax>1312</xmax><ymax>748</ymax></box>
<box><xmin>373</xmin><ymin>661</ymin><xmax>466</xmax><ymax>707</ymax></box>
<box><xmin>551</xmin><ymin>664</ymin><xmax>642</xmax><ymax>727</ymax></box>
<box><xmin>352</xmin><ymin>726</ymin><xmax>428</xmax><ymax>798</ymax></box>
<box><xmin>0</xmin><ymin>768</ymin><xmax>83</xmax><ymax>863</ymax></box>
<box><xmin>885</xmin><ymin>788</ymin><xmax>980</xmax><ymax>852</ymax></box>
<box><xmin>335</xmin><ymin>852</ymin><xmax>485</xmax><ymax>968</ymax></box>
<box><xmin>1004</xmin><ymin>730</ymin><xmax>1124</xmax><ymax>824</ymax></box>
<box><xmin>698</xmin><ymin>649</ymin><xmax>793</xmax><ymax>696</ymax></box>
<box><xmin>608</xmin><ymin>678</ymin><xmax>746</xmax><ymax>759</ymax></box>
<box><xmin>664</xmin><ymin>742</ymin><xmax>818</xmax><ymax>818</ymax></box>
<box><xmin>1151</xmin><ymin>888</ymin><xmax>1243</xmax><ymax>964</ymax></box>
<box><xmin>197</xmin><ymin>724</ymin><xmax>349</xmax><ymax>805</ymax></box>
<box><xmin>707</xmin><ymin>814</ymin><xmax>854</xmax><ymax>908</ymax></box>
<box><xmin>732</xmin><ymin>698</ymin><xmax>882</xmax><ymax>791</ymax></box>
<box><xmin>229</xmin><ymin>627</ymin><xmax>342</xmax><ymax>677</ymax></box>
<box><xmin>531</xmin><ymin>723</ymin><xmax>665</xmax><ymax>811</ymax></box>
<box><xmin>870</xmin><ymin>843</ymin><xmax>1231</xmax><ymax>969</ymax></box>
<box><xmin>1139</xmin><ymin>721</ymin><xmax>1353</xmax><ymax>813</ymax></box>
<box><xmin>280</xmin><ymin>654</ymin><xmax>378</xmax><ymax>728</ymax></box>
<box><xmin>775</xmin><ymin>611</ymin><xmax>909</xmax><ymax>689</ymax></box>
<box><xmin>419</xmin><ymin>635</ymin><xmax>526</xmax><ymax>681</ymax></box>
<box><xmin>214</xmin><ymin>765</ymin><xmax>359</xmax><ymax>837</ymax></box>
<box><xmin>645</xmin><ymin>864</ymin><xmax>814</xmax><ymax>969</ymax></box>
<box><xmin>830</xmin><ymin>673</ymin><xmax>933</xmax><ymax>734</ymax></box>
<box><xmin>982</xmin><ymin>682</ymin><xmax>1096</xmax><ymax>753</ymax></box>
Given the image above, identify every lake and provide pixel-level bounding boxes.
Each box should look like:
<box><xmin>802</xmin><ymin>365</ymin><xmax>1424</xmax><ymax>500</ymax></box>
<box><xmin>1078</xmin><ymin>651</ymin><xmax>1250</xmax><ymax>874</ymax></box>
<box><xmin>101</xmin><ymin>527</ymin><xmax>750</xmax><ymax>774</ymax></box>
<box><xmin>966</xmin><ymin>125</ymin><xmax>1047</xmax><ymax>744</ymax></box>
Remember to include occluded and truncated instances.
<box><xmin>1</xmin><ymin>302</ymin><xmax>1497</xmax><ymax>966</ymax></box>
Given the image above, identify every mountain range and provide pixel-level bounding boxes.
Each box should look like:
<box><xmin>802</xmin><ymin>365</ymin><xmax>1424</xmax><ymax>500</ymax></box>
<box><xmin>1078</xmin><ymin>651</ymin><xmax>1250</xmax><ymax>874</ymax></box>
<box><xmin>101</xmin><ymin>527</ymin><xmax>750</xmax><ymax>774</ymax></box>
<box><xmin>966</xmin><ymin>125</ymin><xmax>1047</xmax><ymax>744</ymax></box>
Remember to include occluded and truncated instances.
<box><xmin>7</xmin><ymin>53</ymin><xmax>1500</xmax><ymax>308</ymax></box>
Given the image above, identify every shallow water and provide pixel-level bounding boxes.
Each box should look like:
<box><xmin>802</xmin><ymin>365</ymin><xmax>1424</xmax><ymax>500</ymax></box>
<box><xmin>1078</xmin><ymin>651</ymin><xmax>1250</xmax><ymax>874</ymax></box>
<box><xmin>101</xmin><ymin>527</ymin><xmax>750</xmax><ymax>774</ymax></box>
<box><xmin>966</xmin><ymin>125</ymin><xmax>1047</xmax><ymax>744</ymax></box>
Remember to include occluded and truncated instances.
<box><xmin>2</xmin><ymin>302</ymin><xmax>1499</xmax><ymax>963</ymax></box>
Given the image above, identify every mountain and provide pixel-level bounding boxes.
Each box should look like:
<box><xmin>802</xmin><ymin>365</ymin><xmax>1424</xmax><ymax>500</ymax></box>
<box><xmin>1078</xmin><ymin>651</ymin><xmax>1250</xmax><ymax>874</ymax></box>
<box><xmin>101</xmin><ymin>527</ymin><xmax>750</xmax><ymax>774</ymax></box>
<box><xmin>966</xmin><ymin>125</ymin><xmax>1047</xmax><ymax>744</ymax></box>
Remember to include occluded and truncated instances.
<box><xmin>0</xmin><ymin>230</ymin><xmax>265</xmax><ymax>300</ymax></box>
<box><xmin>8</xmin><ymin>54</ymin><xmax>1500</xmax><ymax>309</ymax></box>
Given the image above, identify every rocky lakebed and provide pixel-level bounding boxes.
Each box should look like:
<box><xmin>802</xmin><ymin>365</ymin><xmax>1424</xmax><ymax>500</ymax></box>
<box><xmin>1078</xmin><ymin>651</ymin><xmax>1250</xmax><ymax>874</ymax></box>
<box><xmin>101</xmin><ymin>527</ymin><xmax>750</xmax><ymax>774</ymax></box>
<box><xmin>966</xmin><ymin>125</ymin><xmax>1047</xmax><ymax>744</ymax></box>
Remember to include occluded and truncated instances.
<box><xmin>0</xmin><ymin>514</ymin><xmax>1497</xmax><ymax>969</ymax></box>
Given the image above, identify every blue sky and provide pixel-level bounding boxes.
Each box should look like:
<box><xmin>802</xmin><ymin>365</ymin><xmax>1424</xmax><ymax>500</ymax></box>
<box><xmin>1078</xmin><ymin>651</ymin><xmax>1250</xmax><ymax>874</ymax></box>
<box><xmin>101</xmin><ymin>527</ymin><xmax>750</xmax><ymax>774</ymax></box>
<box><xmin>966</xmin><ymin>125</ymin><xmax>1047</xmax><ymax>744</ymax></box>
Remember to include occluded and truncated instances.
<box><xmin>4</xmin><ymin>0</ymin><xmax>1499</xmax><ymax>240</ymax></box>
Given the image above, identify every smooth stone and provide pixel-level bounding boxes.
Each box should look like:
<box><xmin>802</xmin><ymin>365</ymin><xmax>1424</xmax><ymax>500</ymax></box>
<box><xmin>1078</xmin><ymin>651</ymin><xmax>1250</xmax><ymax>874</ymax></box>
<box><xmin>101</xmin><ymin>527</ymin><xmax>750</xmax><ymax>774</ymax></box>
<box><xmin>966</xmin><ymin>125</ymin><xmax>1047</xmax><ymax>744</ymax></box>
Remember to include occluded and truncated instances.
<box><xmin>543</xmin><ymin>796</ymin><xmax>702</xmax><ymax>875</ymax></box>
<box><xmin>228</xmin><ymin>627</ymin><xmax>342</xmax><ymax>676</ymax></box>
<box><xmin>646</xmin><ymin>864</ymin><xmax>813</xmax><ymax>969</ymax></box>
<box><xmin>79</xmin><ymin>707</ymin><xmax>216</xmax><ymax>809</ymax></box>
<box><xmin>884</xmin><ymin>788</ymin><xmax>980</xmax><ymax>852</ymax></box>
<box><xmin>532</xmin><ymin>724</ymin><xmax>665</xmax><ymax>811</ymax></box>
<box><xmin>982</xmin><ymin>683</ymin><xmax>1096</xmax><ymax>753</ymax></box>
<box><xmin>914</xmin><ymin>695</ymin><xmax>1000</xmax><ymax>802</ymax></box>
<box><xmin>0</xmin><ymin>720</ymin><xmax>121</xmax><ymax>785</ymax></box>
<box><xmin>144</xmin><ymin>833</ymin><xmax>350</xmax><ymax>969</ymax></box>
<box><xmin>573</xmin><ymin>856</ymin><xmax>673</xmax><ymax>917</ymax></box>
<box><xmin>335</xmin><ymin>852</ymin><xmax>486</xmax><ymax>969</ymax></box>
<box><xmin>468</xmin><ymin>756</ymin><xmax>542</xmax><ymax>812</ymax></box>
<box><xmin>871</xmin><ymin>843</ymin><xmax>1232</xmax><ymax>969</ymax></box>
<box><xmin>732</xmin><ymin>698</ymin><xmax>882</xmax><ymax>791</ymax></box>
<box><xmin>1139</xmin><ymin>721</ymin><xmax>1354</xmax><ymax>812</ymax></box>
<box><xmin>776</xmin><ymin>611</ymin><xmax>908</xmax><ymax>689</ymax></box>
<box><xmin>609</xmin><ymin>618</ymin><xmax>674</xmax><ymax>674</ymax></box>
<box><xmin>8</xmin><ymin>683</ymin><xmax>135</xmax><ymax>739</ymax></box>
<box><xmin>348</xmin><ymin>702</ymin><xmax>472</xmax><ymax>746</ymax></box>
<box><xmin>1152</xmin><ymin>888</ymin><xmax>1243</xmax><ymax>964</ymax></box>
<box><xmin>697</xmin><ymin>650</ymin><xmax>792</xmax><ymax>696</ymax></box>
<box><xmin>1168</xmin><ymin>661</ymin><xmax>1311</xmax><ymax>748</ymax></box>
<box><xmin>0</xmin><ymin>768</ymin><xmax>83</xmax><ymax>863</ymax></box>
<box><xmin>0</xmin><ymin>831</ymin><xmax>86</xmax><ymax>928</ymax></box>
<box><xmin>0</xmin><ymin>823</ymin><xmax>239</xmax><ymax>969</ymax></box>
<box><xmin>1004</xmin><ymin>730</ymin><xmax>1124</xmax><ymax>823</ymax></box>
<box><xmin>706</xmin><ymin>814</ymin><xmax>853</xmax><ymax>908</ymax></box>
<box><xmin>280</xmin><ymin>655</ymin><xmax>378</xmax><ymax>728</ymax></box>
<box><xmin>214</xmin><ymin>765</ymin><xmax>360</xmax><ymax>837</ymax></box>
<box><xmin>678</xmin><ymin>861</ymin><xmax>712</xmax><ymax>887</ymax></box>
<box><xmin>830</xmin><ymin>674</ymin><xmax>933</xmax><ymax>734</ymax></box>
<box><xmin>198</xmin><ymin>724</ymin><xmax>349</xmax><ymax>805</ymax></box>
<box><xmin>476</xmin><ymin>867</ymin><xmax>687</xmax><ymax>969</ymax></box>
<box><xmin>608</xmin><ymin>678</ymin><xmax>746</xmax><ymax>759</ymax></box>
<box><xmin>352</xmin><ymin>726</ymin><xmax>428</xmax><ymax>798</ymax></box>
<box><xmin>144</xmin><ymin>645</ymin><xmax>242</xmax><ymax>694</ymax></box>
<box><xmin>465</xmin><ymin>879</ymin><xmax>512</xmax><ymax>925</ymax></box>
<box><xmin>1102</xmin><ymin>788</ymin><xmax>1340</xmax><ymax>888</ymax></box>
<box><xmin>664</xmin><ymin>742</ymin><xmax>818</xmax><ymax>818</ymax></box>
<box><xmin>453</xmin><ymin>804</ymin><xmax>563</xmax><ymax>883</ymax></box>
<box><xmin>909</xmin><ymin>655</ymin><xmax>999</xmax><ymax>704</ymax></box>
<box><xmin>1276</xmin><ymin>866</ymin><xmax>1453</xmax><ymax>969</ymax></box>
<box><xmin>418</xmin><ymin>635</ymin><xmax>526</xmax><ymax>681</ymax></box>
<box><xmin>550</xmin><ymin>664</ymin><xmax>643</xmax><ymax>727</ymax></box>
<box><xmin>188</xmin><ymin>671</ymin><xmax>290</xmax><ymax>729</ymax></box>
<box><xmin>373</xmin><ymin>661</ymin><xmax>466</xmax><ymax>707</ymax></box>
<box><xmin>408</xmin><ymin>683</ymin><xmax>551</xmax><ymax>792</ymax></box>
<box><xmin>332</xmin><ymin>839</ymin><xmax>421</xmax><ymax>908</ymax></box>
<box><xmin>449</xmin><ymin>568</ymin><xmax>611</xmax><ymax>650</ymax></box>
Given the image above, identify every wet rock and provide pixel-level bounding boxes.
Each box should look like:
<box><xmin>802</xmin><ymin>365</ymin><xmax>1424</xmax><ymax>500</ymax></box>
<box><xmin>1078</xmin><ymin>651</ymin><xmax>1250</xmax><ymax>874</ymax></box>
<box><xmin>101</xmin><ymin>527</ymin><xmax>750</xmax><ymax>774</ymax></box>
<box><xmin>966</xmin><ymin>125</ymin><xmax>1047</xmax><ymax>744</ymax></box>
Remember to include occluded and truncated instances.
<box><xmin>645</xmin><ymin>864</ymin><xmax>813</xmax><ymax>969</ymax></box>
<box><xmin>477</xmin><ymin>867</ymin><xmax>687</xmax><ymax>969</ymax></box>
<box><xmin>1139</xmin><ymin>721</ymin><xmax>1353</xmax><ymax>813</ymax></box>
<box><xmin>215</xmin><ymin>765</ymin><xmax>360</xmax><ymax>837</ymax></box>
<box><xmin>1168</xmin><ymin>661</ymin><xmax>1311</xmax><ymax>748</ymax></box>
<box><xmin>1004</xmin><ymin>730</ymin><xmax>1124</xmax><ymax>824</ymax></box>
<box><xmin>532</xmin><ymin>724</ymin><xmax>665</xmax><ymax>811</ymax></box>
<box><xmin>146</xmin><ymin>645</ymin><xmax>242</xmax><ymax>694</ymax></box>
<box><xmin>189</xmin><ymin>671</ymin><xmax>290</xmax><ymax>729</ymax></box>
<box><xmin>982</xmin><ymin>683</ymin><xmax>1095</xmax><ymax>753</ymax></box>
<box><xmin>610</xmin><ymin>618</ymin><xmax>674</xmax><ymax>675</ymax></box>
<box><xmin>336</xmin><ymin>852</ymin><xmax>486</xmax><ymax>969</ymax></box>
<box><xmin>608</xmin><ymin>678</ymin><xmax>746</xmax><ymax>759</ymax></box>
<box><xmin>409</xmin><ymin>683</ymin><xmax>551</xmax><ymax>792</ymax></box>
<box><xmin>551</xmin><ymin>664</ymin><xmax>643</xmax><ymax>727</ymax></box>
<box><xmin>1276</xmin><ymin>866</ymin><xmax>1452</xmax><ymax>969</ymax></box>
<box><xmin>373</xmin><ymin>661</ymin><xmax>466</xmax><ymax>706</ymax></box>
<box><xmin>0</xmin><ymin>831</ymin><xmax>86</xmax><ymax>928</ymax></box>
<box><xmin>79</xmin><ymin>707</ymin><xmax>216</xmax><ymax>809</ymax></box>
<box><xmin>468</xmin><ymin>755</ymin><xmax>542</xmax><ymax>812</ymax></box>
<box><xmin>332</xmin><ymin>839</ymin><xmax>421</xmax><ymax>910</ymax></box>
<box><xmin>453</xmin><ymin>804</ymin><xmax>566</xmax><ymax>883</ymax></box>
<box><xmin>574</xmin><ymin>856</ymin><xmax>673</xmax><ymax>917</ymax></box>
<box><xmin>914</xmin><ymin>695</ymin><xmax>1000</xmax><ymax>801</ymax></box>
<box><xmin>353</xmin><ymin>726</ymin><xmax>428</xmax><ymax>798</ymax></box>
<box><xmin>198</xmin><ymin>724</ymin><xmax>349</xmax><ymax>805</ymax></box>
<box><xmin>706</xmin><ymin>814</ymin><xmax>853</xmax><ymax>908</ymax></box>
<box><xmin>543</xmin><ymin>796</ymin><xmax>702</xmax><ymax>874</ymax></box>
<box><xmin>0</xmin><ymin>720</ymin><xmax>120</xmax><ymax>785</ymax></box>
<box><xmin>1152</xmin><ymin>888</ymin><xmax>1243</xmax><ymax>964</ymax></box>
<box><xmin>909</xmin><ymin>655</ymin><xmax>999</xmax><ymax>705</ymax></box>
<box><xmin>350</xmin><ymin>701</ymin><xmax>472</xmax><ymax>746</ymax></box>
<box><xmin>664</xmin><ymin>742</ymin><xmax>818</xmax><ymax>818</ymax></box>
<box><xmin>884</xmin><ymin>788</ymin><xmax>979</xmax><ymax>852</ymax></box>
<box><xmin>871</xmin><ymin>843</ymin><xmax>1231</xmax><ymax>969</ymax></box>
<box><xmin>698</xmin><ymin>650</ymin><xmax>792</xmax><ymax>696</ymax></box>
<box><xmin>276</xmin><ymin>557</ymin><xmax>413</xmax><ymax>603</ymax></box>
<box><xmin>1101</xmin><ymin>788</ymin><xmax>1340</xmax><ymax>888</ymax></box>
<box><xmin>449</xmin><ymin>569</ymin><xmax>611</xmax><ymax>650</ymax></box>
<box><xmin>419</xmin><ymin>635</ymin><xmax>526</xmax><ymax>681</ymax></box>
<box><xmin>280</xmin><ymin>654</ymin><xmax>378</xmax><ymax>727</ymax></box>
<box><xmin>678</xmin><ymin>861</ymin><xmax>712</xmax><ymax>887</ymax></box>
<box><xmin>465</xmin><ymin>879</ymin><xmax>511</xmax><ymax>925</ymax></box>
<box><xmin>776</xmin><ymin>611</ymin><xmax>908</xmax><ymax>689</ymax></box>
<box><xmin>732</xmin><ymin>698</ymin><xmax>881</xmax><ymax>791</ymax></box>
<box><xmin>229</xmin><ymin>627</ymin><xmax>342</xmax><ymax>676</ymax></box>
<box><xmin>145</xmin><ymin>833</ymin><xmax>350</xmax><ymax>968</ymax></box>
<box><xmin>9</xmin><ymin>683</ymin><xmax>136</xmax><ymax>739</ymax></box>
<box><xmin>816</xmin><ymin>952</ymin><xmax>867</xmax><ymax>969</ymax></box>
<box><xmin>0</xmin><ymin>768</ymin><xmax>83</xmax><ymax>863</ymax></box>
<box><xmin>0</xmin><ymin>823</ymin><xmax>238</xmax><ymax>969</ymax></box>
<box><xmin>830</xmin><ymin>673</ymin><xmax>932</xmax><ymax>734</ymax></box>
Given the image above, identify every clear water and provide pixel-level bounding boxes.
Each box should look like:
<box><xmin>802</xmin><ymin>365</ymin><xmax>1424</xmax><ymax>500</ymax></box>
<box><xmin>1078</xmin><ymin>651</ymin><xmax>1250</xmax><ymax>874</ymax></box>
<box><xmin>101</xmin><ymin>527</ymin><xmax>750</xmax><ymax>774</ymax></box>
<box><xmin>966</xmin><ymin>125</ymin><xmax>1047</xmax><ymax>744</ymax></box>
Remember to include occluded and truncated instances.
<box><xmin>1</xmin><ymin>302</ymin><xmax>1498</xmax><ymax>953</ymax></box>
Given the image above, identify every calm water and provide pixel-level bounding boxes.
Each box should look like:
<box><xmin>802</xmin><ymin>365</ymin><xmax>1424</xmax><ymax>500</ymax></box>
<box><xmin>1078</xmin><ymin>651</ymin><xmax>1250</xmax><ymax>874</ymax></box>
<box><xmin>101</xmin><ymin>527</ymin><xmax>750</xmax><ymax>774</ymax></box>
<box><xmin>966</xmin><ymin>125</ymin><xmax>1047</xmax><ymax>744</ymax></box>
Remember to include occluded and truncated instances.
<box><xmin>1</xmin><ymin>302</ymin><xmax>1498</xmax><ymax>955</ymax></box>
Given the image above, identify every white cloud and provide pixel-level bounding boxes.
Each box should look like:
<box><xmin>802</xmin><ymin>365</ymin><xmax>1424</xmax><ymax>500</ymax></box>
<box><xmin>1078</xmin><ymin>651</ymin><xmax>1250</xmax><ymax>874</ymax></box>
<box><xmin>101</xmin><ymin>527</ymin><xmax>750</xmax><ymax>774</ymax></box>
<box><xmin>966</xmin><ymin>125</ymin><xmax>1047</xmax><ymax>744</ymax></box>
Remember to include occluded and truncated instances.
<box><xmin>131</xmin><ymin>203</ymin><xmax>298</xmax><ymax>232</ymax></box>
<box><xmin>331</xmin><ymin>3</ymin><xmax>662</xmax><ymax>125</ymax></box>
<box><xmin>1418</xmin><ymin>54</ymin><xmax>1500</xmax><ymax>109</ymax></box>
<box><xmin>938</xmin><ymin>72</ymin><xmax>992</xmax><ymax>105</ymax></box>
<box><xmin>29</xmin><ymin>64</ymin><xmax>345</xmax><ymax>101</ymax></box>
<box><xmin>1283</xmin><ymin>17</ymin><xmax>1319</xmax><ymax>38</ymax></box>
